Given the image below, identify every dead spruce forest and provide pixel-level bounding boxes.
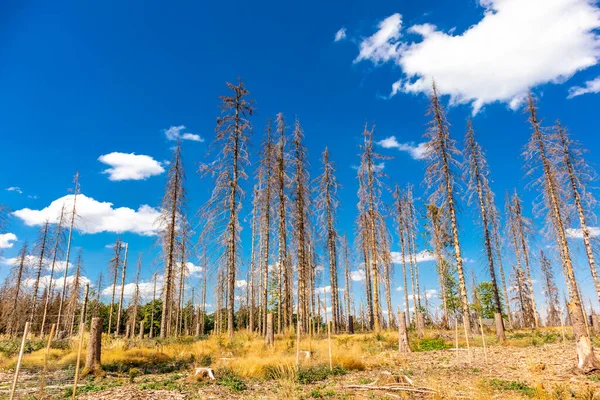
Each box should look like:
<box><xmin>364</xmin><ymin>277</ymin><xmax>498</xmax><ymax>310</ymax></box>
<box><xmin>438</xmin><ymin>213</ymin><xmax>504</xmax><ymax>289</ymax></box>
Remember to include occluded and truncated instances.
<box><xmin>1</xmin><ymin>80</ymin><xmax>600</xmax><ymax>399</ymax></box>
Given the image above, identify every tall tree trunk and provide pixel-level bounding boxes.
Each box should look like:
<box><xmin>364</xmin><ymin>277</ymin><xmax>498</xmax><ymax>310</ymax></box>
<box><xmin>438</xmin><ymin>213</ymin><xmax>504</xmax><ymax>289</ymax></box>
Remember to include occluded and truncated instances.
<box><xmin>29</xmin><ymin>221</ymin><xmax>50</xmax><ymax>326</ymax></box>
<box><xmin>115</xmin><ymin>243</ymin><xmax>128</xmax><ymax>336</ymax></box>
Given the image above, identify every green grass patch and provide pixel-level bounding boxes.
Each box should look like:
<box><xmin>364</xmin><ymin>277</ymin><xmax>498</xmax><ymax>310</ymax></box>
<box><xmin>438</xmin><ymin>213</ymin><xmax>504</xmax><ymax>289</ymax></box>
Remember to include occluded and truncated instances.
<box><xmin>412</xmin><ymin>338</ymin><xmax>451</xmax><ymax>351</ymax></box>
<box><xmin>216</xmin><ymin>369</ymin><xmax>247</xmax><ymax>392</ymax></box>
<box><xmin>297</xmin><ymin>364</ymin><xmax>347</xmax><ymax>384</ymax></box>
<box><xmin>489</xmin><ymin>378</ymin><xmax>534</xmax><ymax>397</ymax></box>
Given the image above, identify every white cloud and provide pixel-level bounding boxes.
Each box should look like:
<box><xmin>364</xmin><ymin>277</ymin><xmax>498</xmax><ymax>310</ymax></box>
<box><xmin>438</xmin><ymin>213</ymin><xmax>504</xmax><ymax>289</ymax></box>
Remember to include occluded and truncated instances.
<box><xmin>334</xmin><ymin>28</ymin><xmax>347</xmax><ymax>42</ymax></box>
<box><xmin>0</xmin><ymin>233</ymin><xmax>17</xmax><ymax>249</ymax></box>
<box><xmin>103</xmin><ymin>277</ymin><xmax>161</xmax><ymax>302</ymax></box>
<box><xmin>1</xmin><ymin>255</ymin><xmax>72</xmax><ymax>272</ymax></box>
<box><xmin>355</xmin><ymin>0</ymin><xmax>600</xmax><ymax>112</ymax></box>
<box><xmin>13</xmin><ymin>194</ymin><xmax>160</xmax><ymax>236</ymax></box>
<box><xmin>6</xmin><ymin>187</ymin><xmax>22</xmax><ymax>194</ymax></box>
<box><xmin>396</xmin><ymin>286</ymin><xmax>403</xmax><ymax>292</ymax></box>
<box><xmin>164</xmin><ymin>125</ymin><xmax>203</xmax><ymax>142</ymax></box>
<box><xmin>568</xmin><ymin>76</ymin><xmax>600</xmax><ymax>98</ymax></box>
<box><xmin>391</xmin><ymin>250</ymin><xmax>436</xmax><ymax>264</ymax></box>
<box><xmin>98</xmin><ymin>152</ymin><xmax>165</xmax><ymax>181</ymax></box>
<box><xmin>355</xmin><ymin>13</ymin><xmax>402</xmax><ymax>64</ymax></box>
<box><xmin>377</xmin><ymin>136</ymin><xmax>427</xmax><ymax>160</ymax></box>
<box><xmin>566</xmin><ymin>227</ymin><xmax>600</xmax><ymax>239</ymax></box>
<box><xmin>350</xmin><ymin>269</ymin><xmax>365</xmax><ymax>281</ymax></box>
<box><xmin>24</xmin><ymin>274</ymin><xmax>90</xmax><ymax>290</ymax></box>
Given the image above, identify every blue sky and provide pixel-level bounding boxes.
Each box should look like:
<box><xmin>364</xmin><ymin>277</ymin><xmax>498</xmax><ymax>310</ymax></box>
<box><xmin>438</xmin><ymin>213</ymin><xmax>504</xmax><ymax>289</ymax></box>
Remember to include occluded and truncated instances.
<box><xmin>2</xmin><ymin>0</ymin><xmax>600</xmax><ymax>316</ymax></box>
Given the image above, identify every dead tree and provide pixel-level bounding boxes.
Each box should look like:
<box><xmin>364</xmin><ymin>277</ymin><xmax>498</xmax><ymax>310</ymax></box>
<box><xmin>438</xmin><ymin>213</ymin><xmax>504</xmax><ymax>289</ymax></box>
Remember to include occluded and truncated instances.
<box><xmin>523</xmin><ymin>94</ymin><xmax>598</xmax><ymax>370</ymax></box>
<box><xmin>129</xmin><ymin>254</ymin><xmax>142</xmax><ymax>338</ymax></box>
<box><xmin>394</xmin><ymin>186</ymin><xmax>411</xmax><ymax>326</ymax></box>
<box><xmin>422</xmin><ymin>83</ymin><xmax>470</xmax><ymax>333</ymax></box>
<box><xmin>115</xmin><ymin>243</ymin><xmax>128</xmax><ymax>336</ymax></box>
<box><xmin>506</xmin><ymin>191</ymin><xmax>538</xmax><ymax>327</ymax></box>
<box><xmin>57</xmin><ymin>172</ymin><xmax>79</xmax><ymax>332</ymax></box>
<box><xmin>200</xmin><ymin>79</ymin><xmax>253</xmax><ymax>337</ymax></box>
<box><xmin>29</xmin><ymin>221</ymin><xmax>50</xmax><ymax>326</ymax></box>
<box><xmin>40</xmin><ymin>205</ymin><xmax>66</xmax><ymax>337</ymax></box>
<box><xmin>256</xmin><ymin>120</ymin><xmax>276</xmax><ymax>334</ymax></box>
<box><xmin>488</xmin><ymin>191</ymin><xmax>513</xmax><ymax>328</ymax></box>
<box><xmin>463</xmin><ymin>120</ymin><xmax>505</xmax><ymax>341</ymax></box>
<box><xmin>540</xmin><ymin>249</ymin><xmax>560</xmax><ymax>327</ymax></box>
<box><xmin>315</xmin><ymin>147</ymin><xmax>341</xmax><ymax>332</ymax></box>
<box><xmin>107</xmin><ymin>240</ymin><xmax>122</xmax><ymax>334</ymax></box>
<box><xmin>553</xmin><ymin>122</ymin><xmax>600</xmax><ymax>303</ymax></box>
<box><xmin>248</xmin><ymin>186</ymin><xmax>260</xmax><ymax>332</ymax></box>
<box><xmin>176</xmin><ymin>219</ymin><xmax>191</xmax><ymax>336</ymax></box>
<box><xmin>290</xmin><ymin>118</ymin><xmax>312</xmax><ymax>333</ymax></box>
<box><xmin>357</xmin><ymin>125</ymin><xmax>388</xmax><ymax>332</ymax></box>
<box><xmin>426</xmin><ymin>203</ymin><xmax>450</xmax><ymax>329</ymax></box>
<box><xmin>381</xmin><ymin>226</ymin><xmax>395</xmax><ymax>329</ymax></box>
<box><xmin>404</xmin><ymin>185</ymin><xmax>422</xmax><ymax>325</ymax></box>
<box><xmin>6</xmin><ymin>242</ymin><xmax>29</xmax><ymax>336</ymax></box>
<box><xmin>158</xmin><ymin>141</ymin><xmax>186</xmax><ymax>338</ymax></box>
<box><xmin>341</xmin><ymin>233</ymin><xmax>353</xmax><ymax>329</ymax></box>
<box><xmin>67</xmin><ymin>250</ymin><xmax>83</xmax><ymax>337</ymax></box>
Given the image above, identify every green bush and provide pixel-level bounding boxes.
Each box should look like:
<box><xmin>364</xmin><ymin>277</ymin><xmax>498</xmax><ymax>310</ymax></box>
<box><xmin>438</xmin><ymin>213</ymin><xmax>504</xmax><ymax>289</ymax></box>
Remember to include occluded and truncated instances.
<box><xmin>216</xmin><ymin>369</ymin><xmax>247</xmax><ymax>392</ymax></box>
<box><xmin>489</xmin><ymin>379</ymin><xmax>534</xmax><ymax>397</ymax></box>
<box><xmin>297</xmin><ymin>365</ymin><xmax>346</xmax><ymax>384</ymax></box>
<box><xmin>413</xmin><ymin>338</ymin><xmax>450</xmax><ymax>351</ymax></box>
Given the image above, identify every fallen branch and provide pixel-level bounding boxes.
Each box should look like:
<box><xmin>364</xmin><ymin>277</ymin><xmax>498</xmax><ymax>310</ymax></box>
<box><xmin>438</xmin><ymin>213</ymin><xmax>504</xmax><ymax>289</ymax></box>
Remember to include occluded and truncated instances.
<box><xmin>347</xmin><ymin>384</ymin><xmax>438</xmax><ymax>394</ymax></box>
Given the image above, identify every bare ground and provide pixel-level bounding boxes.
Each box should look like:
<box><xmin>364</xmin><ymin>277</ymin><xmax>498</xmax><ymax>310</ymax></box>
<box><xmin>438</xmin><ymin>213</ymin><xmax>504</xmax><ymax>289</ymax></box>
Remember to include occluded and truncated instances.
<box><xmin>3</xmin><ymin>342</ymin><xmax>599</xmax><ymax>399</ymax></box>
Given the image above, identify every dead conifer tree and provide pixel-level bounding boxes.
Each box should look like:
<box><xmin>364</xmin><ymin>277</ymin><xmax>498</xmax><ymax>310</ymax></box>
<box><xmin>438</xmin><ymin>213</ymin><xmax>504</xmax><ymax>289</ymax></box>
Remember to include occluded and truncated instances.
<box><xmin>506</xmin><ymin>191</ymin><xmax>538</xmax><ymax>327</ymax></box>
<box><xmin>315</xmin><ymin>147</ymin><xmax>341</xmax><ymax>332</ymax></box>
<box><xmin>488</xmin><ymin>191</ymin><xmax>513</xmax><ymax>328</ymax></box>
<box><xmin>107</xmin><ymin>239</ymin><xmax>122</xmax><ymax>334</ymax></box>
<box><xmin>158</xmin><ymin>141</ymin><xmax>186</xmax><ymax>338</ymax></box>
<box><xmin>426</xmin><ymin>203</ymin><xmax>451</xmax><ymax>329</ymax></box>
<box><xmin>200</xmin><ymin>79</ymin><xmax>253</xmax><ymax>337</ymax></box>
<box><xmin>40</xmin><ymin>205</ymin><xmax>66</xmax><ymax>337</ymax></box>
<box><xmin>524</xmin><ymin>94</ymin><xmax>598</xmax><ymax>370</ymax></box>
<box><xmin>29</xmin><ymin>221</ymin><xmax>50</xmax><ymax>325</ymax></box>
<box><xmin>422</xmin><ymin>83</ymin><xmax>471</xmax><ymax>333</ymax></box>
<box><xmin>380</xmin><ymin>226</ymin><xmax>395</xmax><ymax>329</ymax></box>
<box><xmin>68</xmin><ymin>250</ymin><xmax>83</xmax><ymax>337</ymax></box>
<box><xmin>463</xmin><ymin>120</ymin><xmax>505</xmax><ymax>341</ymax></box>
<box><xmin>248</xmin><ymin>186</ymin><xmax>260</xmax><ymax>333</ymax></box>
<box><xmin>539</xmin><ymin>249</ymin><xmax>560</xmax><ymax>327</ymax></box>
<box><xmin>553</xmin><ymin>122</ymin><xmax>600</xmax><ymax>303</ymax></box>
<box><xmin>256</xmin><ymin>120</ymin><xmax>276</xmax><ymax>334</ymax></box>
<box><xmin>6</xmin><ymin>242</ymin><xmax>29</xmax><ymax>336</ymax></box>
<box><xmin>115</xmin><ymin>243</ymin><xmax>129</xmax><ymax>336</ymax></box>
<box><xmin>290</xmin><ymin>118</ymin><xmax>312</xmax><ymax>333</ymax></box>
<box><xmin>176</xmin><ymin>219</ymin><xmax>191</xmax><ymax>336</ymax></box>
<box><xmin>357</xmin><ymin>203</ymin><xmax>374</xmax><ymax>329</ymax></box>
<box><xmin>57</xmin><ymin>172</ymin><xmax>80</xmax><ymax>332</ymax></box>
<box><xmin>341</xmin><ymin>233</ymin><xmax>353</xmax><ymax>328</ymax></box>
<box><xmin>275</xmin><ymin>113</ymin><xmax>293</xmax><ymax>329</ymax></box>
<box><xmin>357</xmin><ymin>124</ymin><xmax>388</xmax><ymax>332</ymax></box>
<box><xmin>393</xmin><ymin>186</ymin><xmax>411</xmax><ymax>326</ymax></box>
<box><xmin>129</xmin><ymin>254</ymin><xmax>142</xmax><ymax>337</ymax></box>
<box><xmin>404</xmin><ymin>185</ymin><xmax>422</xmax><ymax>324</ymax></box>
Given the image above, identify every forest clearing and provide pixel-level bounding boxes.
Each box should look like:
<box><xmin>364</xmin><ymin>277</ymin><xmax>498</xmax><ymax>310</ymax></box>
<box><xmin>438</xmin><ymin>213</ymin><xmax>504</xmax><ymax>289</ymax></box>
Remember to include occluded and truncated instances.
<box><xmin>1</xmin><ymin>326</ymin><xmax>599</xmax><ymax>399</ymax></box>
<box><xmin>4</xmin><ymin>0</ymin><xmax>600</xmax><ymax>394</ymax></box>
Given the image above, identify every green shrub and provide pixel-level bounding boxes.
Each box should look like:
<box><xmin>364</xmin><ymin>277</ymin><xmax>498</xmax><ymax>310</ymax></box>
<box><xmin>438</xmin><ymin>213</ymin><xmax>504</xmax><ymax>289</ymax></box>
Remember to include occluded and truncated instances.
<box><xmin>297</xmin><ymin>365</ymin><xmax>346</xmax><ymax>384</ymax></box>
<box><xmin>489</xmin><ymin>379</ymin><xmax>534</xmax><ymax>397</ymax></box>
<box><xmin>217</xmin><ymin>369</ymin><xmax>247</xmax><ymax>392</ymax></box>
<box><xmin>413</xmin><ymin>338</ymin><xmax>450</xmax><ymax>351</ymax></box>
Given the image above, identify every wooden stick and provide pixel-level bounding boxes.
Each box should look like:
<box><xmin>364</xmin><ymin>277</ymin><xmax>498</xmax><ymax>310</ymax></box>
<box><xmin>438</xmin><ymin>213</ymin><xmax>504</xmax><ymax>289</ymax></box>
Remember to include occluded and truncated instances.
<box><xmin>10</xmin><ymin>322</ymin><xmax>30</xmax><ymax>400</ymax></box>
<box><xmin>560</xmin><ymin>307</ymin><xmax>567</xmax><ymax>345</ymax></box>
<box><xmin>40</xmin><ymin>323</ymin><xmax>56</xmax><ymax>395</ymax></box>
<box><xmin>346</xmin><ymin>385</ymin><xmax>437</xmax><ymax>394</ymax></box>
<box><xmin>478</xmin><ymin>317</ymin><xmax>488</xmax><ymax>365</ymax></box>
<box><xmin>72</xmin><ymin>283</ymin><xmax>89</xmax><ymax>399</ymax></box>
<box><xmin>295</xmin><ymin>317</ymin><xmax>301</xmax><ymax>366</ymax></box>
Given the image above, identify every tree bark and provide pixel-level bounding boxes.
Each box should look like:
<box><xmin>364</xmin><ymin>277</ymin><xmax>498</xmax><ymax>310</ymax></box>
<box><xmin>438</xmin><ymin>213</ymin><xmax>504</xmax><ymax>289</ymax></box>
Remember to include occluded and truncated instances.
<box><xmin>85</xmin><ymin>318</ymin><xmax>102</xmax><ymax>373</ymax></box>
<box><xmin>398</xmin><ymin>312</ymin><xmax>411</xmax><ymax>353</ymax></box>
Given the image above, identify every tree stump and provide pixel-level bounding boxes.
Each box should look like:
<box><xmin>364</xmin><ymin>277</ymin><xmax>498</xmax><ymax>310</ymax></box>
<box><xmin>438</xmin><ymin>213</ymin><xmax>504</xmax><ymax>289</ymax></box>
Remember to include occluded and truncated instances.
<box><xmin>84</xmin><ymin>318</ymin><xmax>102</xmax><ymax>374</ymax></box>
<box><xmin>348</xmin><ymin>315</ymin><xmax>354</xmax><ymax>334</ymax></box>
<box><xmin>416</xmin><ymin>312</ymin><xmax>425</xmax><ymax>339</ymax></box>
<box><xmin>125</xmin><ymin>324</ymin><xmax>130</xmax><ymax>339</ymax></box>
<box><xmin>266</xmin><ymin>313</ymin><xmax>274</xmax><ymax>346</ymax></box>
<box><xmin>398</xmin><ymin>311</ymin><xmax>411</xmax><ymax>353</ymax></box>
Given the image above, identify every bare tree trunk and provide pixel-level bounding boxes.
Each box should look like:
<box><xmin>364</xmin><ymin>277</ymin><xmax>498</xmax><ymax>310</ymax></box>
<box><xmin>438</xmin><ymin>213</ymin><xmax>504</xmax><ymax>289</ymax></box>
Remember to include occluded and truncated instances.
<box><xmin>398</xmin><ymin>311</ymin><xmax>411</xmax><ymax>353</ymax></box>
<box><xmin>115</xmin><ymin>243</ymin><xmax>128</xmax><ymax>336</ymax></box>
<box><xmin>40</xmin><ymin>205</ymin><xmax>66</xmax><ymax>337</ymax></box>
<box><xmin>57</xmin><ymin>172</ymin><xmax>79</xmax><ymax>332</ymax></box>
<box><xmin>29</xmin><ymin>222</ymin><xmax>50</xmax><ymax>326</ymax></box>
<box><xmin>108</xmin><ymin>241</ymin><xmax>121</xmax><ymax>335</ymax></box>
